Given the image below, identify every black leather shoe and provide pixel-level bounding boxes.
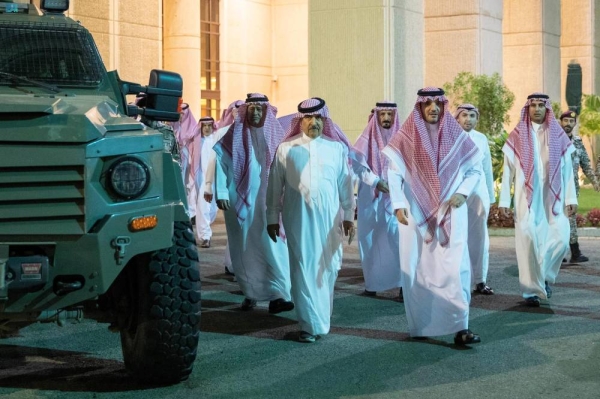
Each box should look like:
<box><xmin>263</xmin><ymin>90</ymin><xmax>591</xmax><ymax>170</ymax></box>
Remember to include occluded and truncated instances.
<box><xmin>545</xmin><ymin>282</ymin><xmax>552</xmax><ymax>299</ymax></box>
<box><xmin>268</xmin><ymin>298</ymin><xmax>294</xmax><ymax>314</ymax></box>
<box><xmin>241</xmin><ymin>298</ymin><xmax>257</xmax><ymax>311</ymax></box>
<box><xmin>200</xmin><ymin>239</ymin><xmax>211</xmax><ymax>248</ymax></box>
<box><xmin>474</xmin><ymin>282</ymin><xmax>494</xmax><ymax>295</ymax></box>
<box><xmin>454</xmin><ymin>329</ymin><xmax>481</xmax><ymax>346</ymax></box>
<box><xmin>525</xmin><ymin>296</ymin><xmax>540</xmax><ymax>307</ymax></box>
<box><xmin>363</xmin><ymin>290</ymin><xmax>376</xmax><ymax>297</ymax></box>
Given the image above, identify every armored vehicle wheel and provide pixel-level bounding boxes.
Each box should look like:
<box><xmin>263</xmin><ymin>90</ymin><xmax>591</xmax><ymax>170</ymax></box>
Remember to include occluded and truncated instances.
<box><xmin>119</xmin><ymin>221</ymin><xmax>201</xmax><ymax>384</ymax></box>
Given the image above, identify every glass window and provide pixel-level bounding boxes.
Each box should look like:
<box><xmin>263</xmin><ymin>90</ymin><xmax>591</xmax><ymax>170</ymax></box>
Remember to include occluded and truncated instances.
<box><xmin>201</xmin><ymin>0</ymin><xmax>220</xmax><ymax>119</ymax></box>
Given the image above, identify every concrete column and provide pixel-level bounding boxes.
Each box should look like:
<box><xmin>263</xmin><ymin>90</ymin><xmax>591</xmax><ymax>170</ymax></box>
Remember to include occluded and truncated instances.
<box><xmin>272</xmin><ymin>0</ymin><xmax>309</xmax><ymax>115</ymax></box>
<box><xmin>309</xmin><ymin>0</ymin><xmax>424</xmax><ymax>141</ymax></box>
<box><xmin>219</xmin><ymin>0</ymin><xmax>273</xmax><ymax>113</ymax></box>
<box><xmin>503</xmin><ymin>0</ymin><xmax>561</xmax><ymax>127</ymax></box>
<box><xmin>163</xmin><ymin>0</ymin><xmax>201</xmax><ymax>117</ymax></box>
<box><xmin>424</xmin><ymin>0</ymin><xmax>503</xmax><ymax>88</ymax></box>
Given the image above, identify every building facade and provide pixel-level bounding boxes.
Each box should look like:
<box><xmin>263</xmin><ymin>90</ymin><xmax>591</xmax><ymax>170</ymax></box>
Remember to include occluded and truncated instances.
<box><xmin>31</xmin><ymin>0</ymin><xmax>600</xmax><ymax>157</ymax></box>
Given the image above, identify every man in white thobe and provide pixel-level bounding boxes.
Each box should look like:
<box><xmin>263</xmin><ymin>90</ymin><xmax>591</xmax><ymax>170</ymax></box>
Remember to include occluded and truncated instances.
<box><xmin>382</xmin><ymin>87</ymin><xmax>482</xmax><ymax>345</ymax></box>
<box><xmin>204</xmin><ymin>100</ymin><xmax>243</xmax><ymax>275</ymax></box>
<box><xmin>213</xmin><ymin>93</ymin><xmax>293</xmax><ymax>314</ymax></box>
<box><xmin>499</xmin><ymin>93</ymin><xmax>577</xmax><ymax>307</ymax></box>
<box><xmin>192</xmin><ymin>117</ymin><xmax>218</xmax><ymax>248</ymax></box>
<box><xmin>354</xmin><ymin>102</ymin><xmax>402</xmax><ymax>298</ymax></box>
<box><xmin>266</xmin><ymin>97</ymin><xmax>355</xmax><ymax>343</ymax></box>
<box><xmin>454</xmin><ymin>104</ymin><xmax>496</xmax><ymax>295</ymax></box>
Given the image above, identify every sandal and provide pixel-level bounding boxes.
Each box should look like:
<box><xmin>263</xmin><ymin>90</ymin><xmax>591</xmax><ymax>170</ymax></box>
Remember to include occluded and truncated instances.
<box><xmin>454</xmin><ymin>329</ymin><xmax>481</xmax><ymax>346</ymax></box>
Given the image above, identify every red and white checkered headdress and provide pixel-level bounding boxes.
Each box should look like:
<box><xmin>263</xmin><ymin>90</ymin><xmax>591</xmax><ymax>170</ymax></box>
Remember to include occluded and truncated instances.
<box><xmin>218</xmin><ymin>93</ymin><xmax>285</xmax><ymax>224</ymax></box>
<box><xmin>384</xmin><ymin>87</ymin><xmax>481</xmax><ymax>246</ymax></box>
<box><xmin>504</xmin><ymin>92</ymin><xmax>572</xmax><ymax>215</ymax></box>
<box><xmin>454</xmin><ymin>103</ymin><xmax>480</xmax><ymax>119</ymax></box>
<box><xmin>355</xmin><ymin>101</ymin><xmax>399</xmax><ymax>178</ymax></box>
<box><xmin>216</xmin><ymin>100</ymin><xmax>244</xmax><ymax>129</ymax></box>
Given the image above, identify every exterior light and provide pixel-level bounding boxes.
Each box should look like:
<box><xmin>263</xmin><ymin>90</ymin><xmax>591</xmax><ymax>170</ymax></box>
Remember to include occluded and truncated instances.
<box><xmin>108</xmin><ymin>156</ymin><xmax>150</xmax><ymax>200</ymax></box>
<box><xmin>129</xmin><ymin>215</ymin><xmax>158</xmax><ymax>231</ymax></box>
<box><xmin>41</xmin><ymin>0</ymin><xmax>70</xmax><ymax>13</ymax></box>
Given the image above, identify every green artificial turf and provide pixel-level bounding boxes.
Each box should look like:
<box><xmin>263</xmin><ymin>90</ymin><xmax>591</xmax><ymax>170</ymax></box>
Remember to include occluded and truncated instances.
<box><xmin>578</xmin><ymin>187</ymin><xmax>599</xmax><ymax>215</ymax></box>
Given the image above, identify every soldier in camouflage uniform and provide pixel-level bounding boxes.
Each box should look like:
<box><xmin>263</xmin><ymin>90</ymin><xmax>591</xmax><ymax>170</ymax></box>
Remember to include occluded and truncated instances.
<box><xmin>560</xmin><ymin>110</ymin><xmax>599</xmax><ymax>263</ymax></box>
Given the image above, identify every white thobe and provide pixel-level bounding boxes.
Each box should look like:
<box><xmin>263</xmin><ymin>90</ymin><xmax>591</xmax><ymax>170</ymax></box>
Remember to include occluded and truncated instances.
<box><xmin>214</xmin><ymin>127</ymin><xmax>291</xmax><ymax>301</ymax></box>
<box><xmin>466</xmin><ymin>129</ymin><xmax>496</xmax><ymax>286</ymax></box>
<box><xmin>267</xmin><ymin>133</ymin><xmax>355</xmax><ymax>336</ymax></box>
<box><xmin>383</xmin><ymin>147</ymin><xmax>481</xmax><ymax>337</ymax></box>
<box><xmin>357</xmin><ymin>131</ymin><xmax>401</xmax><ymax>292</ymax></box>
<box><xmin>206</xmin><ymin>124</ymin><xmax>233</xmax><ymax>270</ymax></box>
<box><xmin>499</xmin><ymin>123</ymin><xmax>577</xmax><ymax>299</ymax></box>
<box><xmin>195</xmin><ymin>134</ymin><xmax>218</xmax><ymax>240</ymax></box>
<box><xmin>179</xmin><ymin>145</ymin><xmax>195</xmax><ymax>218</ymax></box>
<box><xmin>204</xmin><ymin>125</ymin><xmax>230</xmax><ymax>196</ymax></box>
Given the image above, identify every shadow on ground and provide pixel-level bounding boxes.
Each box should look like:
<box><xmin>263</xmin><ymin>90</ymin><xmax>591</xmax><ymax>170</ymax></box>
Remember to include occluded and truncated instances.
<box><xmin>0</xmin><ymin>345</ymin><xmax>165</xmax><ymax>392</ymax></box>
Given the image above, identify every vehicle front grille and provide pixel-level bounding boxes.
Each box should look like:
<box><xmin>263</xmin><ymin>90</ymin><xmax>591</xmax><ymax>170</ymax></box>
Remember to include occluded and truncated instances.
<box><xmin>0</xmin><ymin>164</ymin><xmax>85</xmax><ymax>235</ymax></box>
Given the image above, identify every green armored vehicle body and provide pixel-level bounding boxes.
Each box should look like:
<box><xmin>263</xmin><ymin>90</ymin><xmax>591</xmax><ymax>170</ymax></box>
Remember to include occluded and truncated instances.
<box><xmin>0</xmin><ymin>0</ymin><xmax>200</xmax><ymax>384</ymax></box>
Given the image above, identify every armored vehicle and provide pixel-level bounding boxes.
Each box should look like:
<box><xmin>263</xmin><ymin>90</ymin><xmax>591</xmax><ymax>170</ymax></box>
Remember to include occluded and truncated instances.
<box><xmin>0</xmin><ymin>0</ymin><xmax>200</xmax><ymax>384</ymax></box>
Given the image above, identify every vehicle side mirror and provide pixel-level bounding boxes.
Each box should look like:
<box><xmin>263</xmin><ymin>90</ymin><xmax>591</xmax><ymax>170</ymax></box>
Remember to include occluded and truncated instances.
<box><xmin>120</xmin><ymin>69</ymin><xmax>183</xmax><ymax>122</ymax></box>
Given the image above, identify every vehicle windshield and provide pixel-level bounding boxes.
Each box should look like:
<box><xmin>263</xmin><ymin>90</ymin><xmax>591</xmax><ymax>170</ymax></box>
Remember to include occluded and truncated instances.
<box><xmin>0</xmin><ymin>21</ymin><xmax>104</xmax><ymax>87</ymax></box>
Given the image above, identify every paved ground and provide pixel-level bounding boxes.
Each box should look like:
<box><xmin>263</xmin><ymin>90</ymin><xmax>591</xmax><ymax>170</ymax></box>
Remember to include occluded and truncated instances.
<box><xmin>1</xmin><ymin>214</ymin><xmax>600</xmax><ymax>399</ymax></box>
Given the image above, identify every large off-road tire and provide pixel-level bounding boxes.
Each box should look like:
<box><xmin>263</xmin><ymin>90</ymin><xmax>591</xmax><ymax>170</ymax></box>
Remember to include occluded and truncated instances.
<box><xmin>119</xmin><ymin>221</ymin><xmax>200</xmax><ymax>384</ymax></box>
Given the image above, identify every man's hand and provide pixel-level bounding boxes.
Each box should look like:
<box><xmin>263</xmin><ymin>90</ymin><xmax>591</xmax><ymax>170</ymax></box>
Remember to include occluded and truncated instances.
<box><xmin>376</xmin><ymin>179</ymin><xmax>390</xmax><ymax>194</ymax></box>
<box><xmin>217</xmin><ymin>199</ymin><xmax>230</xmax><ymax>210</ymax></box>
<box><xmin>449</xmin><ymin>193</ymin><xmax>467</xmax><ymax>208</ymax></box>
<box><xmin>395</xmin><ymin>208</ymin><xmax>408</xmax><ymax>225</ymax></box>
<box><xmin>499</xmin><ymin>207</ymin><xmax>510</xmax><ymax>218</ymax></box>
<box><xmin>343</xmin><ymin>220</ymin><xmax>355</xmax><ymax>245</ymax></box>
<box><xmin>267</xmin><ymin>224</ymin><xmax>279</xmax><ymax>243</ymax></box>
<box><xmin>566</xmin><ymin>204</ymin><xmax>578</xmax><ymax>217</ymax></box>
<box><xmin>204</xmin><ymin>192</ymin><xmax>213</xmax><ymax>202</ymax></box>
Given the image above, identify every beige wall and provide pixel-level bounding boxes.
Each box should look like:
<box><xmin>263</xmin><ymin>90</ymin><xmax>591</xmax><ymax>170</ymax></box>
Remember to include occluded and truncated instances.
<box><xmin>309</xmin><ymin>0</ymin><xmax>424</xmax><ymax>142</ymax></box>
<box><xmin>392</xmin><ymin>0</ymin><xmax>425</xmax><ymax>121</ymax></box>
<box><xmin>220</xmin><ymin>0</ymin><xmax>308</xmax><ymax>117</ymax></box>
<box><xmin>68</xmin><ymin>0</ymin><xmax>163</xmax><ymax>90</ymax></box>
<box><xmin>425</xmin><ymin>0</ymin><xmax>503</xmax><ymax>89</ymax></box>
<box><xmin>219</xmin><ymin>0</ymin><xmax>273</xmax><ymax>112</ymax></box>
<box><xmin>163</xmin><ymin>0</ymin><xmax>201</xmax><ymax>117</ymax></box>
<box><xmin>272</xmin><ymin>0</ymin><xmax>309</xmax><ymax>115</ymax></box>
<box><xmin>503</xmin><ymin>0</ymin><xmax>561</xmax><ymax>127</ymax></box>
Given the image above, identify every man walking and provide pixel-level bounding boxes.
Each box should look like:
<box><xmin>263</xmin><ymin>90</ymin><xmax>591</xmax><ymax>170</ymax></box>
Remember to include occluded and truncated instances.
<box><xmin>499</xmin><ymin>93</ymin><xmax>577</xmax><ymax>307</ymax></box>
<box><xmin>454</xmin><ymin>104</ymin><xmax>495</xmax><ymax>295</ymax></box>
<box><xmin>266</xmin><ymin>97</ymin><xmax>355</xmax><ymax>343</ymax></box>
<box><xmin>192</xmin><ymin>116</ymin><xmax>218</xmax><ymax>248</ymax></box>
<box><xmin>354</xmin><ymin>102</ymin><xmax>402</xmax><ymax>298</ymax></box>
<box><xmin>382</xmin><ymin>87</ymin><xmax>482</xmax><ymax>345</ymax></box>
<box><xmin>214</xmin><ymin>93</ymin><xmax>294</xmax><ymax>314</ymax></box>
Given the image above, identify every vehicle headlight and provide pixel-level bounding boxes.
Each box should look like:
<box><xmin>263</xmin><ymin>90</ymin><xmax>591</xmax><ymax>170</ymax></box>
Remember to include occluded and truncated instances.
<box><xmin>108</xmin><ymin>157</ymin><xmax>150</xmax><ymax>199</ymax></box>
